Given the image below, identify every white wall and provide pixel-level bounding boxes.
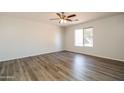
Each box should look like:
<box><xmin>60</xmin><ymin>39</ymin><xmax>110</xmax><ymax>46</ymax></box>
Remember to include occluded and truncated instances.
<box><xmin>0</xmin><ymin>15</ymin><xmax>64</xmax><ymax>61</ymax></box>
<box><xmin>1</xmin><ymin>14</ymin><xmax>124</xmax><ymax>62</ymax></box>
<box><xmin>64</xmin><ymin>14</ymin><xmax>124</xmax><ymax>61</ymax></box>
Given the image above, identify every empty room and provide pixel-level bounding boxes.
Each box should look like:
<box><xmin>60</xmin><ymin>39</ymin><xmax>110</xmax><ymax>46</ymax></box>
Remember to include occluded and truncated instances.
<box><xmin>0</xmin><ymin>12</ymin><xmax>124</xmax><ymax>81</ymax></box>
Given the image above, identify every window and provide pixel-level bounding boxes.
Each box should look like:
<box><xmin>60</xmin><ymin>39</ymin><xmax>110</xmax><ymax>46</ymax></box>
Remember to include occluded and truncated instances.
<box><xmin>74</xmin><ymin>27</ymin><xmax>93</xmax><ymax>47</ymax></box>
<box><xmin>84</xmin><ymin>28</ymin><xmax>93</xmax><ymax>47</ymax></box>
<box><xmin>75</xmin><ymin>29</ymin><xmax>83</xmax><ymax>46</ymax></box>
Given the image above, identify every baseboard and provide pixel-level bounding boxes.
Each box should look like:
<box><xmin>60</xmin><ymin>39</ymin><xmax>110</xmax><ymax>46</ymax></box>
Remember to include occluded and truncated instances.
<box><xmin>64</xmin><ymin>50</ymin><xmax>124</xmax><ymax>63</ymax></box>
<box><xmin>0</xmin><ymin>50</ymin><xmax>64</xmax><ymax>63</ymax></box>
<box><xmin>1</xmin><ymin>50</ymin><xmax>123</xmax><ymax>63</ymax></box>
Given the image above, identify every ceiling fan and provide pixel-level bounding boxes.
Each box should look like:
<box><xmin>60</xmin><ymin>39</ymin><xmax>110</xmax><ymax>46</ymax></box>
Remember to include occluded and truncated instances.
<box><xmin>50</xmin><ymin>12</ymin><xmax>79</xmax><ymax>24</ymax></box>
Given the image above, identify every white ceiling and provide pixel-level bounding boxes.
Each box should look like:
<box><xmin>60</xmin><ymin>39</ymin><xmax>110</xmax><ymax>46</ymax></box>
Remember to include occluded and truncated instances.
<box><xmin>0</xmin><ymin>12</ymin><xmax>122</xmax><ymax>27</ymax></box>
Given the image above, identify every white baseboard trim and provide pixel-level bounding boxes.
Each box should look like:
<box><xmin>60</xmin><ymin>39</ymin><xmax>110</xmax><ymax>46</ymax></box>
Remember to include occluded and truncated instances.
<box><xmin>64</xmin><ymin>50</ymin><xmax>124</xmax><ymax>62</ymax></box>
<box><xmin>0</xmin><ymin>50</ymin><xmax>64</xmax><ymax>62</ymax></box>
<box><xmin>1</xmin><ymin>50</ymin><xmax>123</xmax><ymax>63</ymax></box>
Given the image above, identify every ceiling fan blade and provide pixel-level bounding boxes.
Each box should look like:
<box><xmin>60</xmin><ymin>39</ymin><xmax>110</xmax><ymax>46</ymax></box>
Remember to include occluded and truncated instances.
<box><xmin>67</xmin><ymin>14</ymin><xmax>76</xmax><ymax>18</ymax></box>
<box><xmin>56</xmin><ymin>13</ymin><xmax>61</xmax><ymax>18</ymax></box>
<box><xmin>50</xmin><ymin>18</ymin><xmax>60</xmax><ymax>20</ymax></box>
<box><xmin>66</xmin><ymin>19</ymin><xmax>72</xmax><ymax>21</ymax></box>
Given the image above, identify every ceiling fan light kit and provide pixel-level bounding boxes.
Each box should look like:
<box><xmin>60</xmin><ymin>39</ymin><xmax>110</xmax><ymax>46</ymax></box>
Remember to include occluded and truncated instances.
<box><xmin>59</xmin><ymin>19</ymin><xmax>67</xmax><ymax>24</ymax></box>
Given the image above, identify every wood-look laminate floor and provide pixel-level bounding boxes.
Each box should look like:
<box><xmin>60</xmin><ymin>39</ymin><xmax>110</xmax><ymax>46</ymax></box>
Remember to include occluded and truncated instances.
<box><xmin>0</xmin><ymin>51</ymin><xmax>124</xmax><ymax>81</ymax></box>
